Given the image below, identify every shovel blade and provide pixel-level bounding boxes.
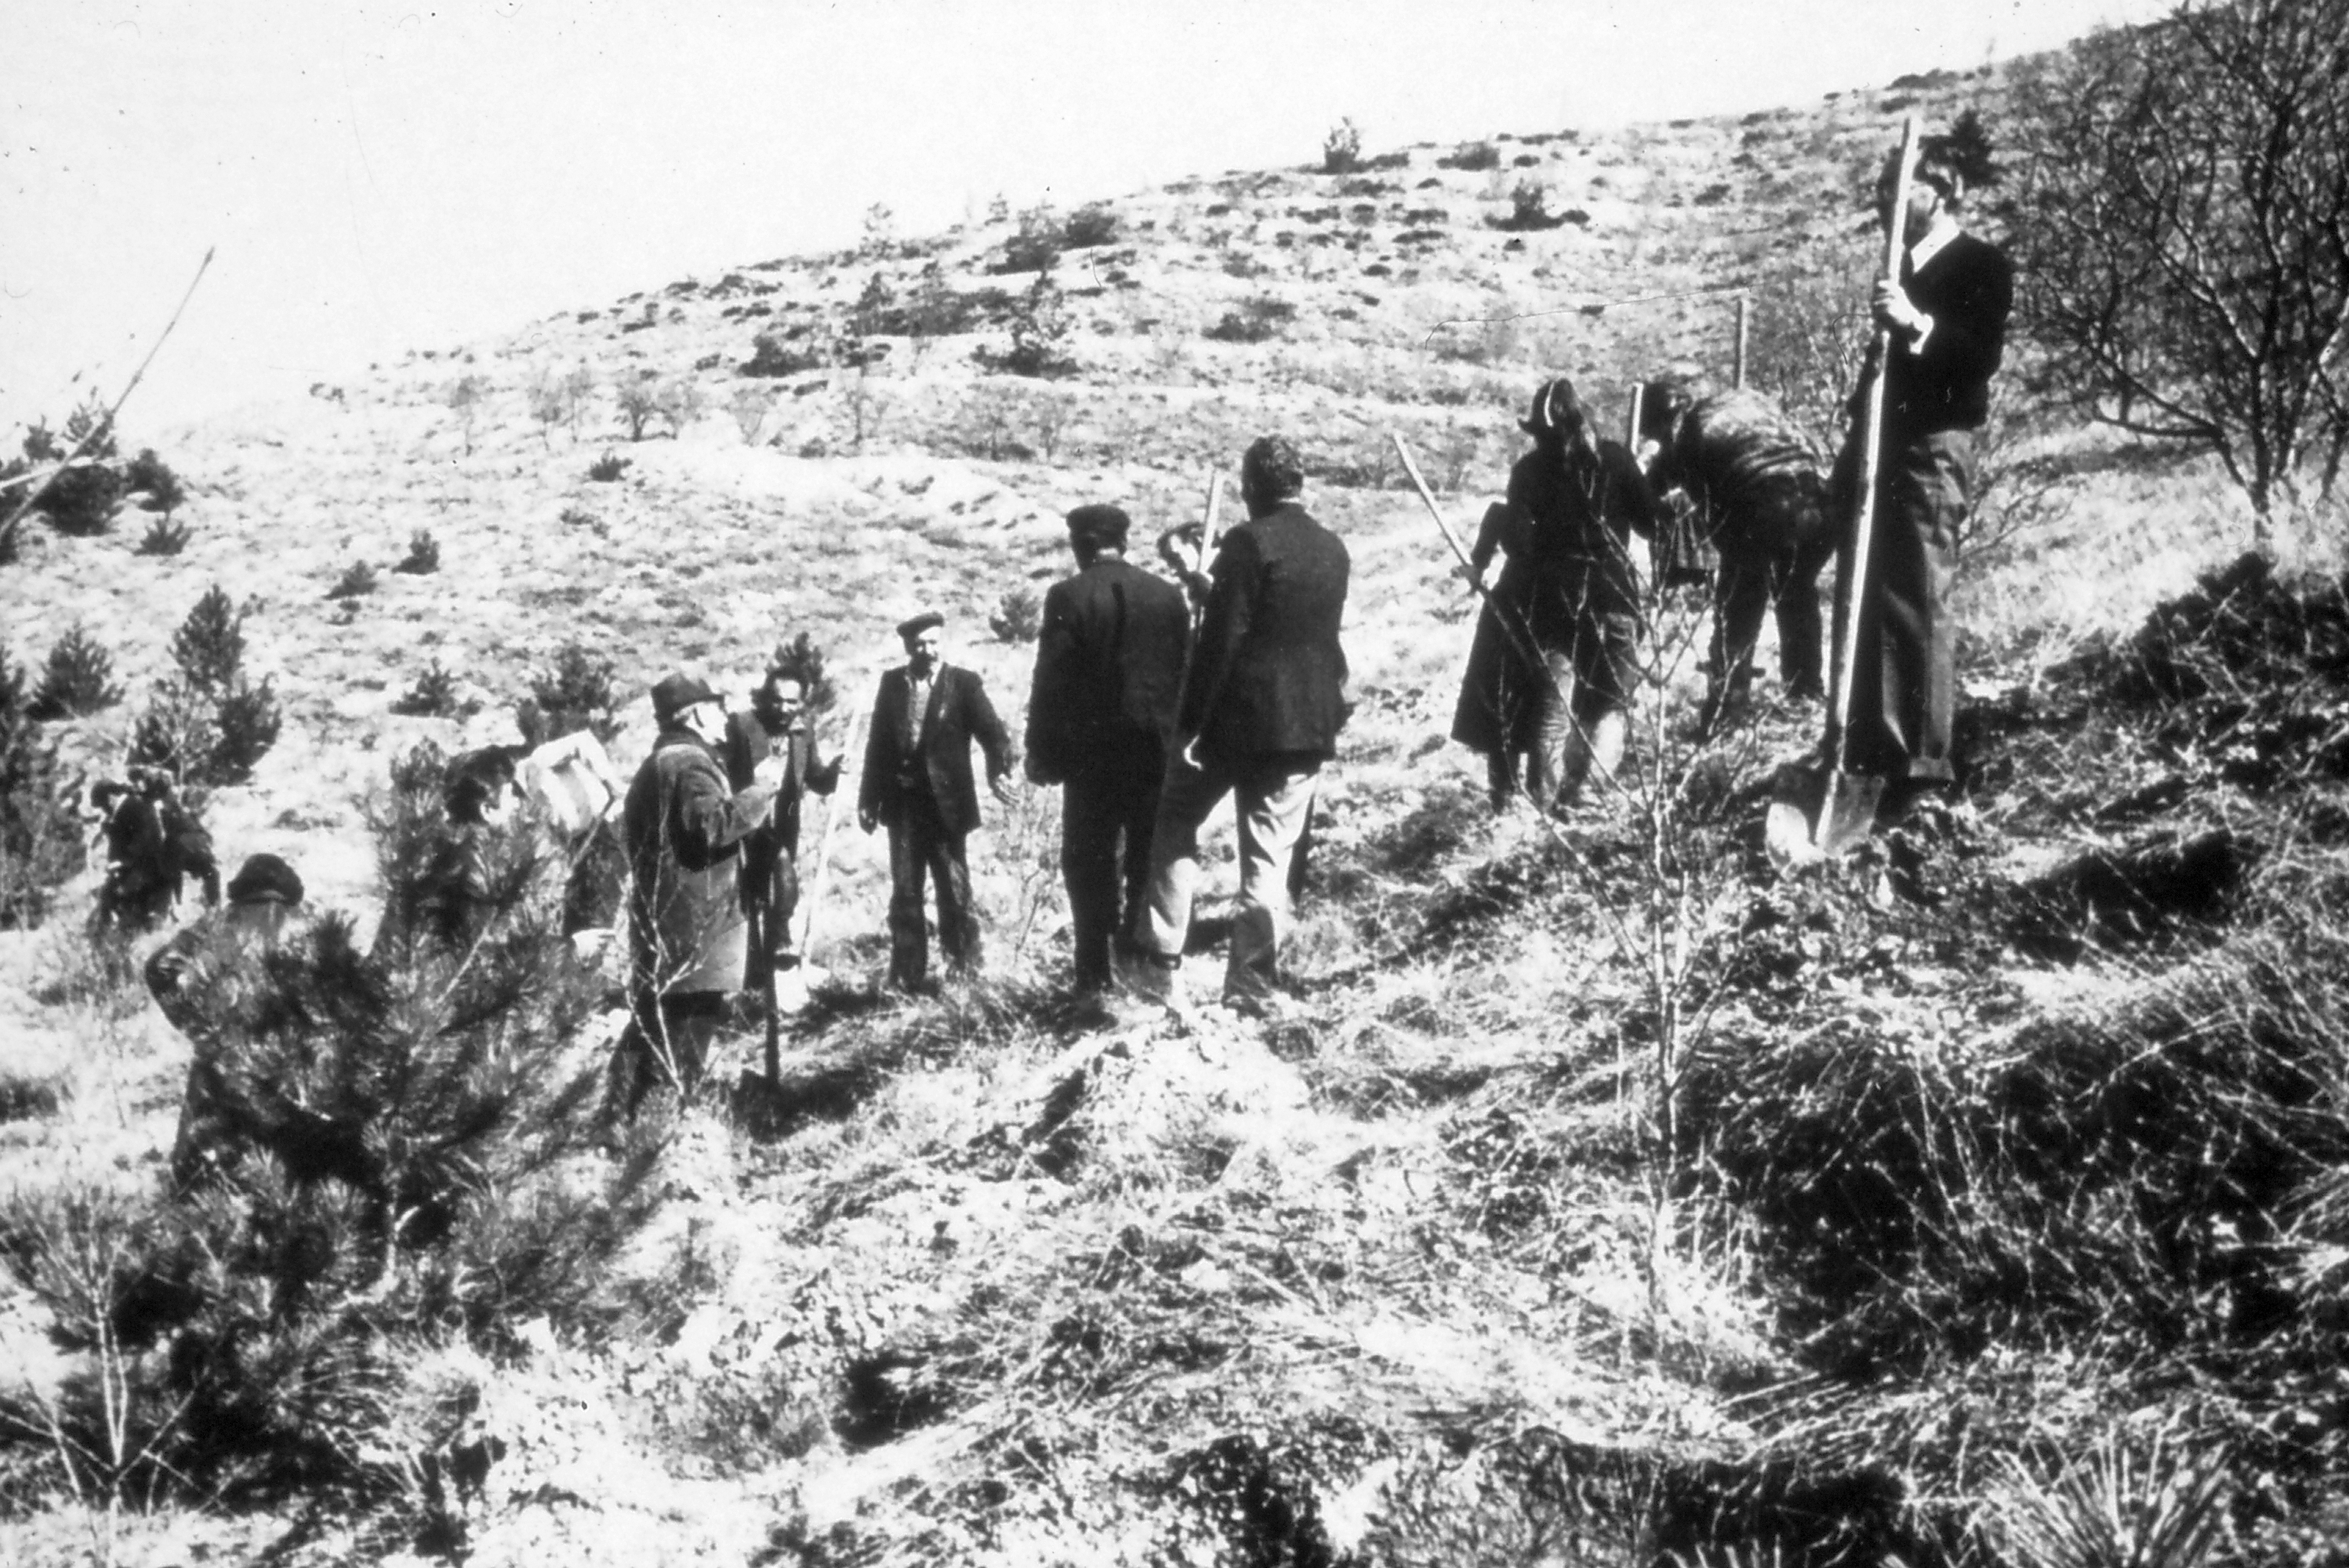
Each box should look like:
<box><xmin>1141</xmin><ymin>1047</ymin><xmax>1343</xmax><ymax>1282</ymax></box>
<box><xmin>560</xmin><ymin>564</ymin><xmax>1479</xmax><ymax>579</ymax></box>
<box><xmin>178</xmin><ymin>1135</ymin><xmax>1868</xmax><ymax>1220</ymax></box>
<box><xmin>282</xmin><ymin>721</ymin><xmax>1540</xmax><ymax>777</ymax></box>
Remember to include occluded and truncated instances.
<box><xmin>1765</xmin><ymin>761</ymin><xmax>1884</xmax><ymax>867</ymax></box>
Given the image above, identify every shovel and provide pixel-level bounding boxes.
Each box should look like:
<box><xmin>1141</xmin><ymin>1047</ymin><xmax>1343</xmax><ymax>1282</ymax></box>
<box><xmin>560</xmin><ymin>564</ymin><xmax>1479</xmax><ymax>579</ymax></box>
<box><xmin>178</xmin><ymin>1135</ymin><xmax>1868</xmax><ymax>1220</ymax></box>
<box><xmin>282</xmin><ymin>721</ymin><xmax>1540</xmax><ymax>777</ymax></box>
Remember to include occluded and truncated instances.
<box><xmin>1766</xmin><ymin>115</ymin><xmax>1920</xmax><ymax>867</ymax></box>
<box><xmin>736</xmin><ymin>709</ymin><xmax>861</xmax><ymax>1132</ymax></box>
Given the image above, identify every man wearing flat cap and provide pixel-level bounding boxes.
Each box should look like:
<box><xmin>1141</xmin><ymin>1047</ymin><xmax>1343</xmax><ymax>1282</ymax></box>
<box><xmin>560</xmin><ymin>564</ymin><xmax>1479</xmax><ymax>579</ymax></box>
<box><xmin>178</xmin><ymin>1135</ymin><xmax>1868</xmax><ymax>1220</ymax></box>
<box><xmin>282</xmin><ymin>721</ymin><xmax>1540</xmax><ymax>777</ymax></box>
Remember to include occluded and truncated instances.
<box><xmin>1131</xmin><ymin>436</ymin><xmax>1351</xmax><ymax>1014</ymax></box>
<box><xmin>1025</xmin><ymin>504</ymin><xmax>1192</xmax><ymax>992</ymax></box>
<box><xmin>860</xmin><ymin>612</ymin><xmax>1014</xmax><ymax>992</ymax></box>
<box><xmin>616</xmin><ymin>672</ymin><xmax>792</xmax><ymax>1111</ymax></box>
<box><xmin>147</xmin><ymin>852</ymin><xmax>312</xmax><ymax>1189</ymax></box>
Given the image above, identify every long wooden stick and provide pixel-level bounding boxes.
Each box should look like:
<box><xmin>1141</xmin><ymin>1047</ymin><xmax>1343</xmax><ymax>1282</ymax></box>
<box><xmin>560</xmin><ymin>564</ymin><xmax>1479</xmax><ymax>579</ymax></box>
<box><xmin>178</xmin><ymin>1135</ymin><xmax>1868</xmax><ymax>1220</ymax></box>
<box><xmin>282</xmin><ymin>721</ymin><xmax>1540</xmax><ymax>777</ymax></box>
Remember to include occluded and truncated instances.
<box><xmin>794</xmin><ymin>708</ymin><xmax>865</xmax><ymax>962</ymax></box>
<box><xmin>1826</xmin><ymin>117</ymin><xmax>1920</xmax><ymax>777</ymax></box>
<box><xmin>0</xmin><ymin>247</ymin><xmax>216</xmax><ymax>548</ymax></box>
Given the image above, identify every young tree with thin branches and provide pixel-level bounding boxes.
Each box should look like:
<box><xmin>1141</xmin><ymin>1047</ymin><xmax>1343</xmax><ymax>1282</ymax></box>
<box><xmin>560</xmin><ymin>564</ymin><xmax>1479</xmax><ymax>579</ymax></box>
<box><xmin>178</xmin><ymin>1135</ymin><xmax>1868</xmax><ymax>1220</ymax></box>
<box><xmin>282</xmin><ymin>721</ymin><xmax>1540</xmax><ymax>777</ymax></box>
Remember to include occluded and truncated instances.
<box><xmin>2000</xmin><ymin>0</ymin><xmax>2349</xmax><ymax>527</ymax></box>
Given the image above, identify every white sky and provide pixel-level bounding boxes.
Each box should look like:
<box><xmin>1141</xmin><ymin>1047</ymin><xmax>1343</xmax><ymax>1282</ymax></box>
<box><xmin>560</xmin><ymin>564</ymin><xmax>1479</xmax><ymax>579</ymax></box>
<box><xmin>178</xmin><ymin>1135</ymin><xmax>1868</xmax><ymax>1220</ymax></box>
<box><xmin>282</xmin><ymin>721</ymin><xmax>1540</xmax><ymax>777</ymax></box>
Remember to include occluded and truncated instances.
<box><xmin>4</xmin><ymin>0</ymin><xmax>2171</xmax><ymax>440</ymax></box>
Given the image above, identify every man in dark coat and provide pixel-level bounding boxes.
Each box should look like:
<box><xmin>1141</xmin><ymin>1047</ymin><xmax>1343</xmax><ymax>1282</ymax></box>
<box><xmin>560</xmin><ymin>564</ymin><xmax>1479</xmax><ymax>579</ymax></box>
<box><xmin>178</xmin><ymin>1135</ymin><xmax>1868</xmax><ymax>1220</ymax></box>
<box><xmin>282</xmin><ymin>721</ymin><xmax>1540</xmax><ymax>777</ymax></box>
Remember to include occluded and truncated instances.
<box><xmin>1130</xmin><ymin>437</ymin><xmax>1349</xmax><ymax>1012</ymax></box>
<box><xmin>92</xmin><ymin>769</ymin><xmax>218</xmax><ymax>934</ymax></box>
<box><xmin>1639</xmin><ymin>381</ymin><xmax>1835</xmax><ymax>727</ymax></box>
<box><xmin>724</xmin><ymin>664</ymin><xmax>843</xmax><ymax>987</ymax></box>
<box><xmin>1451</xmin><ymin>377</ymin><xmax>1659</xmax><ymax>811</ymax></box>
<box><xmin>859</xmin><ymin>613</ymin><xmax>1014</xmax><ymax>992</ymax></box>
<box><xmin>617</xmin><ymin>673</ymin><xmax>788</xmax><ymax>1112</ymax></box>
<box><xmin>148</xmin><ymin>852</ymin><xmax>311</xmax><ymax>1191</ymax></box>
<box><xmin>1025</xmin><ymin>504</ymin><xmax>1193</xmax><ymax>991</ymax></box>
<box><xmin>1831</xmin><ymin>133</ymin><xmax>2013</xmax><ymax>816</ymax></box>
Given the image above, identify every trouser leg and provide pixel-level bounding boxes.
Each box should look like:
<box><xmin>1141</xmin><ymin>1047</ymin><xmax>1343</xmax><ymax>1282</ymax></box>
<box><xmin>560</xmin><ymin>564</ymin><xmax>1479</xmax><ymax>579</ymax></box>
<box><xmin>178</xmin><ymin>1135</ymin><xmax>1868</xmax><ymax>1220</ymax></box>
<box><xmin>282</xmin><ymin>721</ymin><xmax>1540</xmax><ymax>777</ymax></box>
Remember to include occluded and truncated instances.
<box><xmin>1061</xmin><ymin>776</ymin><xmax>1120</xmax><ymax>986</ymax></box>
<box><xmin>1138</xmin><ymin>751</ymin><xmax>1228</xmax><ymax>962</ymax></box>
<box><xmin>929</xmin><ymin>824</ymin><xmax>980</xmax><ymax>975</ymax></box>
<box><xmin>1526</xmin><ymin>648</ymin><xmax>1578</xmax><ymax>807</ymax></box>
<box><xmin>885</xmin><ymin>815</ymin><xmax>932</xmax><ymax>990</ymax></box>
<box><xmin>1709</xmin><ymin>549</ymin><xmax>1769</xmax><ymax>694</ymax></box>
<box><xmin>1777</xmin><ymin>524</ymin><xmax>1834</xmax><ymax>697</ymax></box>
<box><xmin>1115</xmin><ymin>761</ymin><xmax>1163</xmax><ymax>959</ymax></box>
<box><xmin>1867</xmin><ymin>432</ymin><xmax>1969</xmax><ymax>782</ymax></box>
<box><xmin>1226</xmin><ymin>763</ymin><xmax>1321</xmax><ymax>1003</ymax></box>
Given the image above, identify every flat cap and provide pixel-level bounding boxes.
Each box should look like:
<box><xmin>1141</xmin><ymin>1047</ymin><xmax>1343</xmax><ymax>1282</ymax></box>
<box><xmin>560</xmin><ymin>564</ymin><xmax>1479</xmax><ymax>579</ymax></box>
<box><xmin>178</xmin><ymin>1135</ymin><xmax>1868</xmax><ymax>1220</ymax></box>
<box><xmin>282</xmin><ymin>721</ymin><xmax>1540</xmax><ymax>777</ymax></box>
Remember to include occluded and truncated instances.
<box><xmin>651</xmin><ymin>672</ymin><xmax>721</xmax><ymax>722</ymax></box>
<box><xmin>225</xmin><ymin>852</ymin><xmax>304</xmax><ymax>907</ymax></box>
<box><xmin>896</xmin><ymin>611</ymin><xmax>945</xmax><ymax>643</ymax></box>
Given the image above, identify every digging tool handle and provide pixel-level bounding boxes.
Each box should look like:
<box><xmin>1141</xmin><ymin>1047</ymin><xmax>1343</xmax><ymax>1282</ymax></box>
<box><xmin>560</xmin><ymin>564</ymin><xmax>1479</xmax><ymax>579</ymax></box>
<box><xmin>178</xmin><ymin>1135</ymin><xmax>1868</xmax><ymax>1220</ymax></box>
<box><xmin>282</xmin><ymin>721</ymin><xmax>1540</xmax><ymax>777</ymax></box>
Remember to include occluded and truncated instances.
<box><xmin>794</xmin><ymin>708</ymin><xmax>865</xmax><ymax>967</ymax></box>
<box><xmin>1826</xmin><ymin>115</ymin><xmax>1920</xmax><ymax>774</ymax></box>
<box><xmin>1393</xmin><ymin>434</ymin><xmax>1555</xmax><ymax>694</ymax></box>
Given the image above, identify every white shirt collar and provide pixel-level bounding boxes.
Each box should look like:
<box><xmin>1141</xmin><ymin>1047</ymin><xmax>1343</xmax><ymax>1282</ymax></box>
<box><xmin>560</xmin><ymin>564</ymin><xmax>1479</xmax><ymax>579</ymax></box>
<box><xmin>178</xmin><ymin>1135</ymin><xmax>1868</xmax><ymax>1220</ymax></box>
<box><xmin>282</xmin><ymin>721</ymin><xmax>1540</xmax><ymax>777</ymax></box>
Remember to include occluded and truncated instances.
<box><xmin>1908</xmin><ymin>214</ymin><xmax>1962</xmax><ymax>275</ymax></box>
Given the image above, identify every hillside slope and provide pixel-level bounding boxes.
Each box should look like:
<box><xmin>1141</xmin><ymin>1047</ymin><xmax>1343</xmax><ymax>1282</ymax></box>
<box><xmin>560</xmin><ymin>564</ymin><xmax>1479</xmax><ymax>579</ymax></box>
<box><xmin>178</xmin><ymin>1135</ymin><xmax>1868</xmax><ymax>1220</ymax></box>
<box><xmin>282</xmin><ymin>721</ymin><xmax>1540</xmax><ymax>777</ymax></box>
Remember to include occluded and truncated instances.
<box><xmin>7</xmin><ymin>50</ymin><xmax>2347</xmax><ymax>1568</ymax></box>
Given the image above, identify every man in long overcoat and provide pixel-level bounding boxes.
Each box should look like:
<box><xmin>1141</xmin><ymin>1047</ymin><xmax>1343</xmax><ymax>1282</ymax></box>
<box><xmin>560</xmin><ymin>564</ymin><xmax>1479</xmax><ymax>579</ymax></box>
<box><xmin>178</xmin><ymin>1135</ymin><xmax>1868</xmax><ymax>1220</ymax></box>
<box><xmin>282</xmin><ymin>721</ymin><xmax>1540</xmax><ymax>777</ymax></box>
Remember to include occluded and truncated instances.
<box><xmin>1451</xmin><ymin>377</ymin><xmax>1658</xmax><ymax>812</ymax></box>
<box><xmin>1130</xmin><ymin>437</ymin><xmax>1349</xmax><ymax>1012</ymax></box>
<box><xmin>725</xmin><ymin>665</ymin><xmax>843</xmax><ymax>988</ymax></box>
<box><xmin>1025</xmin><ymin>504</ymin><xmax>1192</xmax><ymax>991</ymax></box>
<box><xmin>617</xmin><ymin>672</ymin><xmax>787</xmax><ymax>1111</ymax></box>
<box><xmin>859</xmin><ymin>613</ymin><xmax>1014</xmax><ymax>992</ymax></box>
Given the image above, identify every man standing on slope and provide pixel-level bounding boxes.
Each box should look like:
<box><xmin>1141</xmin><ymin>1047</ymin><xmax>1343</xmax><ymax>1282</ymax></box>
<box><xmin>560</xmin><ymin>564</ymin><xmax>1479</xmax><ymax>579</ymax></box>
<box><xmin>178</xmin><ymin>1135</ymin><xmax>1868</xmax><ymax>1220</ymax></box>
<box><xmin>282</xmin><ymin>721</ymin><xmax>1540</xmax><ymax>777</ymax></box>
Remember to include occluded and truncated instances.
<box><xmin>1025</xmin><ymin>504</ymin><xmax>1192</xmax><ymax>994</ymax></box>
<box><xmin>1128</xmin><ymin>436</ymin><xmax>1350</xmax><ymax>1015</ymax></box>
<box><xmin>617</xmin><ymin>673</ymin><xmax>790</xmax><ymax>1114</ymax></box>
<box><xmin>859</xmin><ymin>612</ymin><xmax>1015</xmax><ymax>993</ymax></box>
<box><xmin>1832</xmin><ymin>131</ymin><xmax>2013</xmax><ymax>820</ymax></box>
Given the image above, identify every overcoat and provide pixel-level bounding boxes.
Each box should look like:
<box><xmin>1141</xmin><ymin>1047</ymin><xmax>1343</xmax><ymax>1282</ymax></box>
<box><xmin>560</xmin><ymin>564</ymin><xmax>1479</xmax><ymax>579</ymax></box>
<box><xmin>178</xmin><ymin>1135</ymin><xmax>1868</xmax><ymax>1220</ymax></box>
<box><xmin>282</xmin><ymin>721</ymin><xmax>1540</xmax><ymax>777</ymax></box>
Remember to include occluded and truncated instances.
<box><xmin>622</xmin><ymin>727</ymin><xmax>774</xmax><ymax>995</ymax></box>
<box><xmin>1025</xmin><ymin>556</ymin><xmax>1192</xmax><ymax>783</ymax></box>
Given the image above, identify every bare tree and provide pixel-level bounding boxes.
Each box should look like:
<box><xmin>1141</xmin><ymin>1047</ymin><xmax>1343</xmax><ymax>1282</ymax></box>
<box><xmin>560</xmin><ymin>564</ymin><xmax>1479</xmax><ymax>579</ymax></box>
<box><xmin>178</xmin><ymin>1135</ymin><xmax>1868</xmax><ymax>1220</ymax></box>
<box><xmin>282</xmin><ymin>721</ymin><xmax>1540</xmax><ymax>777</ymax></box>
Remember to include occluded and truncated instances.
<box><xmin>2000</xmin><ymin>0</ymin><xmax>2349</xmax><ymax>526</ymax></box>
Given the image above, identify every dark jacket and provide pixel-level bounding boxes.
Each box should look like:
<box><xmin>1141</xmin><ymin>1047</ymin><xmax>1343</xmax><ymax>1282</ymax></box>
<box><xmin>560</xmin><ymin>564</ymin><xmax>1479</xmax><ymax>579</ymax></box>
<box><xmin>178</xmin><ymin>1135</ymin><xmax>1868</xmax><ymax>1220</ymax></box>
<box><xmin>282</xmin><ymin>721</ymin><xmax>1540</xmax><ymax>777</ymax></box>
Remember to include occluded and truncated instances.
<box><xmin>622</xmin><ymin>727</ymin><xmax>777</xmax><ymax>995</ymax></box>
<box><xmin>1178</xmin><ymin>501</ymin><xmax>1351</xmax><ymax>769</ymax></box>
<box><xmin>723</xmin><ymin>707</ymin><xmax>843</xmax><ymax>875</ymax></box>
<box><xmin>1882</xmin><ymin>230</ymin><xmax>2013</xmax><ymax>437</ymax></box>
<box><xmin>860</xmin><ymin>664</ymin><xmax>1013</xmax><ymax>836</ymax></box>
<box><xmin>1493</xmin><ymin>436</ymin><xmax>1659</xmax><ymax>636</ymax></box>
<box><xmin>1651</xmin><ymin>387</ymin><xmax>1831</xmax><ymax>556</ymax></box>
<box><xmin>1025</xmin><ymin>556</ymin><xmax>1192</xmax><ymax>783</ymax></box>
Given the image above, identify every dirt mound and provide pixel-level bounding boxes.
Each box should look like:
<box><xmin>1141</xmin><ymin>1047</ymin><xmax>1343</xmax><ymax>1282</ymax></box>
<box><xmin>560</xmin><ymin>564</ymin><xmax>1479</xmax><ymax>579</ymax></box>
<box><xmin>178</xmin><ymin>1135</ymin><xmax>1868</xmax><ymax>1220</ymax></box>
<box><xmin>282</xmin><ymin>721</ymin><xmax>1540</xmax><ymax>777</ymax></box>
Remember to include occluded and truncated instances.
<box><xmin>2085</xmin><ymin>552</ymin><xmax>2349</xmax><ymax>789</ymax></box>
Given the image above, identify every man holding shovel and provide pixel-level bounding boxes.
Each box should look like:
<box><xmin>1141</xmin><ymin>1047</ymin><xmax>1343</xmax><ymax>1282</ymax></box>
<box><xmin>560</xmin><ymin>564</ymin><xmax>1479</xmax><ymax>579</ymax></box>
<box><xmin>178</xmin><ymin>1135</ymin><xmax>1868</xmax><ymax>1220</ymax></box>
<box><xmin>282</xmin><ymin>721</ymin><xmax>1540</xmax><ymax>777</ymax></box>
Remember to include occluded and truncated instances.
<box><xmin>1829</xmin><ymin>131</ymin><xmax>2012</xmax><ymax>824</ymax></box>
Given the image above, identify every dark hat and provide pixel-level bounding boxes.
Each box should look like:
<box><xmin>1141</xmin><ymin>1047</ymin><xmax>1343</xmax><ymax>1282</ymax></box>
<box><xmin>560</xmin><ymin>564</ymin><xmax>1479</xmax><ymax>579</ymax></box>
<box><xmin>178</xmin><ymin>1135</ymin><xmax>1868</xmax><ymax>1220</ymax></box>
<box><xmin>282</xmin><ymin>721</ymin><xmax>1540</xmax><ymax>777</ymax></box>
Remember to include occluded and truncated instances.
<box><xmin>225</xmin><ymin>853</ymin><xmax>304</xmax><ymax>907</ymax></box>
<box><xmin>650</xmin><ymin>672</ymin><xmax>720</xmax><ymax>722</ymax></box>
<box><xmin>896</xmin><ymin>611</ymin><xmax>945</xmax><ymax>644</ymax></box>
<box><xmin>1520</xmin><ymin>377</ymin><xmax>1589</xmax><ymax>440</ymax></box>
<box><xmin>1065</xmin><ymin>504</ymin><xmax>1131</xmax><ymax>551</ymax></box>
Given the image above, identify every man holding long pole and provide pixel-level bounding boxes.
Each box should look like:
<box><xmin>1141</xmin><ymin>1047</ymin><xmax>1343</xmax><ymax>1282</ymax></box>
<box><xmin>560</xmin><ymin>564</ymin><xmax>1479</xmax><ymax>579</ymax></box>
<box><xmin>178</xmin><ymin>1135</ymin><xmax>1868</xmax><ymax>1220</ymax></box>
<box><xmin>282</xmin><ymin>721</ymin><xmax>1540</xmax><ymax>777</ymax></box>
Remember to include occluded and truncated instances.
<box><xmin>1830</xmin><ymin>128</ymin><xmax>2013</xmax><ymax>824</ymax></box>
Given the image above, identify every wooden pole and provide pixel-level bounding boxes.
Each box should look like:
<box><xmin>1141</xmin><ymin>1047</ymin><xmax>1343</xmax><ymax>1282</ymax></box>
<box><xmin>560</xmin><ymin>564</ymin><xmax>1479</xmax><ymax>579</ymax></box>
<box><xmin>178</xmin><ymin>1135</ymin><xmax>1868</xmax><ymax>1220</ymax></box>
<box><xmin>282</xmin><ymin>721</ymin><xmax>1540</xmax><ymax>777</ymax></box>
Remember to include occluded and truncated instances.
<box><xmin>0</xmin><ymin>247</ymin><xmax>215</xmax><ymax>551</ymax></box>
<box><xmin>1825</xmin><ymin>116</ymin><xmax>1921</xmax><ymax>783</ymax></box>
<box><xmin>1733</xmin><ymin>293</ymin><xmax>1750</xmax><ymax>390</ymax></box>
